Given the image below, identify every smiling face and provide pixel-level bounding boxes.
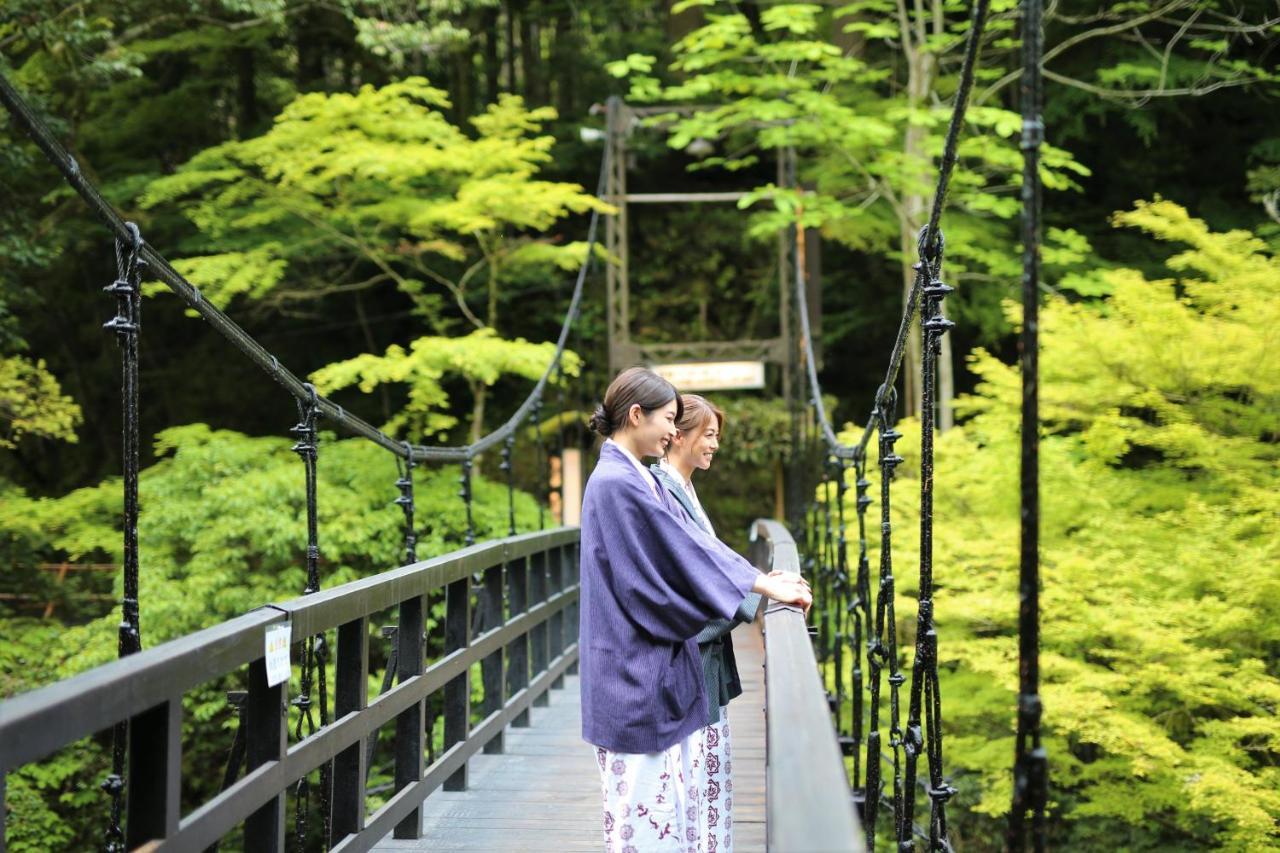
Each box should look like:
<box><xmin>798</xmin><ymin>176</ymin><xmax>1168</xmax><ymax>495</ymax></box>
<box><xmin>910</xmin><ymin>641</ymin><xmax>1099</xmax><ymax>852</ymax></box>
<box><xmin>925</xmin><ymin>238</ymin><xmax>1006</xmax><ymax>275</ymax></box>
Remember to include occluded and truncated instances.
<box><xmin>670</xmin><ymin>412</ymin><xmax>721</xmax><ymax>472</ymax></box>
<box><xmin>626</xmin><ymin>398</ymin><xmax>680</xmax><ymax>458</ymax></box>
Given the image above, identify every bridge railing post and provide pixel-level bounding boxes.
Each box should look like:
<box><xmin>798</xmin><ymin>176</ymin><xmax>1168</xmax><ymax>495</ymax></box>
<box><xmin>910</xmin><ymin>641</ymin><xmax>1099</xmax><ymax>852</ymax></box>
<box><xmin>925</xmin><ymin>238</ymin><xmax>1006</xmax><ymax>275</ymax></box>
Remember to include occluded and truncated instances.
<box><xmin>507</xmin><ymin>556</ymin><xmax>532</xmax><ymax>727</ymax></box>
<box><xmin>529</xmin><ymin>549</ymin><xmax>550</xmax><ymax>707</ymax></box>
<box><xmin>332</xmin><ymin>615</ymin><xmax>369</xmax><ymax>841</ymax></box>
<box><xmin>125</xmin><ymin>696</ymin><xmax>182</xmax><ymax>847</ymax></box>
<box><xmin>393</xmin><ymin>595</ymin><xmax>425</xmax><ymax>838</ymax></box>
<box><xmin>481</xmin><ymin>561</ymin><xmax>506</xmax><ymax>754</ymax></box>
<box><xmin>566</xmin><ymin>541</ymin><xmax>580</xmax><ymax>675</ymax></box>
<box><xmin>244</xmin><ymin>656</ymin><xmax>287</xmax><ymax>852</ymax></box>
<box><xmin>443</xmin><ymin>575</ymin><xmax>470</xmax><ymax>791</ymax></box>
<box><xmin>548</xmin><ymin>545</ymin><xmax>566</xmax><ymax>690</ymax></box>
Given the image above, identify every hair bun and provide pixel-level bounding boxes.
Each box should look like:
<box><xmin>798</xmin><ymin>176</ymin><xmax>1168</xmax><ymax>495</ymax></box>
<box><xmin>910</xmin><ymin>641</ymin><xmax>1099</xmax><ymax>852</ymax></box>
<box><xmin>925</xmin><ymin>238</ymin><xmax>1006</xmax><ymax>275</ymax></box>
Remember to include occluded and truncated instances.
<box><xmin>587</xmin><ymin>403</ymin><xmax>614</xmax><ymax>436</ymax></box>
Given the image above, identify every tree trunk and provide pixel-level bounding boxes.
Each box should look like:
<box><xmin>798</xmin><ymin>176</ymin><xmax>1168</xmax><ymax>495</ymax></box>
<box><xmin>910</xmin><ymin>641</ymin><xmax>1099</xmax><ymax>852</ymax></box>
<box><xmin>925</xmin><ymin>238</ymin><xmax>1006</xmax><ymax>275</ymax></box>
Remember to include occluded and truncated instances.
<box><xmin>235</xmin><ymin>47</ymin><xmax>258</xmax><ymax>138</ymax></box>
<box><xmin>471</xmin><ymin>381</ymin><xmax>487</xmax><ymax>446</ymax></box>
<box><xmin>551</xmin><ymin>4</ymin><xmax>574</xmax><ymax>117</ymax></box>
<box><xmin>484</xmin><ymin>8</ymin><xmax>501</xmax><ymax>103</ymax></box>
<box><xmin>519</xmin><ymin>2</ymin><xmax>540</xmax><ymax>103</ymax></box>
<box><xmin>452</xmin><ymin>48</ymin><xmax>474</xmax><ymax>122</ymax></box>
<box><xmin>295</xmin><ymin>8</ymin><xmax>327</xmax><ymax>91</ymax></box>
<box><xmin>354</xmin><ymin>291</ymin><xmax>393</xmax><ymax>423</ymax></box>
<box><xmin>505</xmin><ymin>1</ymin><xmax>517</xmax><ymax>92</ymax></box>
<box><xmin>939</xmin><ymin>333</ymin><xmax>955</xmax><ymax>430</ymax></box>
<box><xmin>898</xmin><ymin>21</ymin><xmax>934</xmax><ymax>421</ymax></box>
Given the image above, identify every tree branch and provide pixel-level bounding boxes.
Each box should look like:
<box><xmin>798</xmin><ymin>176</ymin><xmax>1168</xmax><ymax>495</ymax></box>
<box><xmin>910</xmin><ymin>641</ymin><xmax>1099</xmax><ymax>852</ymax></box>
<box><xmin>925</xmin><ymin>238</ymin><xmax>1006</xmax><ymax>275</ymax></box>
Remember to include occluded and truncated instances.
<box><xmin>975</xmin><ymin>0</ymin><xmax>1195</xmax><ymax>105</ymax></box>
<box><xmin>1041</xmin><ymin>68</ymin><xmax>1266</xmax><ymax>101</ymax></box>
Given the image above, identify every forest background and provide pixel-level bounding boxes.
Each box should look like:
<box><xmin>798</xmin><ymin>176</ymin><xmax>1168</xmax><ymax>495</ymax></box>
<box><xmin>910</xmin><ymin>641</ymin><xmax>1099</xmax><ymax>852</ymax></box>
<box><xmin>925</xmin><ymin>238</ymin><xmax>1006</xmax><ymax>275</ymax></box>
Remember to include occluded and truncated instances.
<box><xmin>0</xmin><ymin>1</ymin><xmax>1277</xmax><ymax>851</ymax></box>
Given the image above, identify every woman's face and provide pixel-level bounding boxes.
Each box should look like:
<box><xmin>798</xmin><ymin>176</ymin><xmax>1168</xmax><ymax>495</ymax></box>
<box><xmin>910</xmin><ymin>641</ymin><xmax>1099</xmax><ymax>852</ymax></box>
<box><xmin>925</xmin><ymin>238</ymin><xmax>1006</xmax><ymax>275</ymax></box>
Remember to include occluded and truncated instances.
<box><xmin>628</xmin><ymin>399</ymin><xmax>679</xmax><ymax>458</ymax></box>
<box><xmin>672</xmin><ymin>415</ymin><xmax>720</xmax><ymax>473</ymax></box>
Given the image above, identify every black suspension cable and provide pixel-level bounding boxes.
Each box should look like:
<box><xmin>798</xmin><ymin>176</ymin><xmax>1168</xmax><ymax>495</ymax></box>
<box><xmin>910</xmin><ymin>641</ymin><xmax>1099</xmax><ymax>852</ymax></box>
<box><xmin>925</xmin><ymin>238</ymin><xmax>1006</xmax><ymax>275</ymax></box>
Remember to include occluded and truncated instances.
<box><xmin>1010</xmin><ymin>0</ymin><xmax>1049</xmax><ymax>846</ymax></box>
<box><xmin>782</xmin><ymin>0</ymin><xmax>993</xmax><ymax>460</ymax></box>
<box><xmin>101</xmin><ymin>223</ymin><xmax>144</xmax><ymax>853</ymax></box>
<box><xmin>0</xmin><ymin>71</ymin><xmax>607</xmax><ymax>466</ymax></box>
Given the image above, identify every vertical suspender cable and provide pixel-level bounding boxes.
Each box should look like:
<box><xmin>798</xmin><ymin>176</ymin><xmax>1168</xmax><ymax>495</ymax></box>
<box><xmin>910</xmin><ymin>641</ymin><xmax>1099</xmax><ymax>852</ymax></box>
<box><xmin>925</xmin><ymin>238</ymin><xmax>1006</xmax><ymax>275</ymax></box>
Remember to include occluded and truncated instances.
<box><xmin>1011</xmin><ymin>0</ymin><xmax>1049</xmax><ymax>847</ymax></box>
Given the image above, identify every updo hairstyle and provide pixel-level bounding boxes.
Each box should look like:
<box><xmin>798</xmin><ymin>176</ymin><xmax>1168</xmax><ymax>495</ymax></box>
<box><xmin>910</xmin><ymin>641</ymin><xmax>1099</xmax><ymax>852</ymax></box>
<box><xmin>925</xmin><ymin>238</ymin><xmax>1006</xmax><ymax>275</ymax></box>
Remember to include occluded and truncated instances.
<box><xmin>588</xmin><ymin>367</ymin><xmax>683</xmax><ymax>437</ymax></box>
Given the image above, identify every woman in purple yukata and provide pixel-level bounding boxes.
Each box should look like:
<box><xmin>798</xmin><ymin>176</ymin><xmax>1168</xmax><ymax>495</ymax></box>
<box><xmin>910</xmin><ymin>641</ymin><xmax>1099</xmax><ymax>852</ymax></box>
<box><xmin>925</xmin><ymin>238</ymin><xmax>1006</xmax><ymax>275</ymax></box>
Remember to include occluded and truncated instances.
<box><xmin>579</xmin><ymin>368</ymin><xmax>811</xmax><ymax>853</ymax></box>
<box><xmin>651</xmin><ymin>395</ymin><xmax>753</xmax><ymax>853</ymax></box>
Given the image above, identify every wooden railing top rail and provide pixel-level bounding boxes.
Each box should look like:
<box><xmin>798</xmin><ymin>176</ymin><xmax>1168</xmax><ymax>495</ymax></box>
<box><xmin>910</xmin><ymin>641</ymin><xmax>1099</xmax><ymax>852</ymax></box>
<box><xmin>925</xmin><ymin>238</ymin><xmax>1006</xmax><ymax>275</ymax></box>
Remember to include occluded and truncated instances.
<box><xmin>0</xmin><ymin>526</ymin><xmax>577</xmax><ymax>773</ymax></box>
<box><xmin>752</xmin><ymin>518</ymin><xmax>865</xmax><ymax>852</ymax></box>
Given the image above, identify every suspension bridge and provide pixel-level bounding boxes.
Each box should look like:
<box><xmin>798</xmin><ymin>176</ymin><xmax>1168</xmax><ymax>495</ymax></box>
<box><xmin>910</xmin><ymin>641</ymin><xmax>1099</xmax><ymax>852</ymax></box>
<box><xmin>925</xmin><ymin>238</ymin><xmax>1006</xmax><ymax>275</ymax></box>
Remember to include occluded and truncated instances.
<box><xmin>0</xmin><ymin>0</ymin><xmax>1051</xmax><ymax>849</ymax></box>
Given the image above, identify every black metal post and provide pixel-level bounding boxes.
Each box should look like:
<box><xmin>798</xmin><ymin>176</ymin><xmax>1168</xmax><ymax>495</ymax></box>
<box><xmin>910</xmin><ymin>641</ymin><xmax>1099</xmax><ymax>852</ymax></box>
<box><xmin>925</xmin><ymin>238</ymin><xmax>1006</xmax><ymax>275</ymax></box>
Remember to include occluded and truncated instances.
<box><xmin>289</xmin><ymin>384</ymin><xmax>332</xmax><ymax>850</ymax></box>
<box><xmin>865</xmin><ymin>393</ymin><xmax>905</xmax><ymax>851</ymax></box>
<box><xmin>395</xmin><ymin>443</ymin><xmax>417</xmax><ymax>565</ymax></box>
<box><xmin>501</xmin><ymin>433</ymin><xmax>517</xmax><ymax>536</ymax></box>
<box><xmin>529</xmin><ymin>549</ymin><xmax>550</xmax><ymax>708</ymax></box>
<box><xmin>481</xmin><ymin>561</ymin><xmax>506</xmax><ymax>754</ymax></box>
<box><xmin>1010</xmin><ymin>0</ymin><xmax>1048</xmax><ymax>846</ymax></box>
<box><xmin>902</xmin><ymin>230</ymin><xmax>959</xmax><ymax>850</ymax></box>
<box><xmin>532</xmin><ymin>397</ymin><xmax>546</xmax><ymax>530</ymax></box>
<box><xmin>333</xmin><ymin>616</ymin><xmax>369</xmax><ymax>841</ymax></box>
<box><xmin>459</xmin><ymin>458</ymin><xmax>475</xmax><ymax>547</ymax></box>
<box><xmin>125</xmin><ymin>698</ymin><xmax>181</xmax><ymax>847</ymax></box>
<box><xmin>102</xmin><ymin>223</ymin><xmax>144</xmax><ymax>853</ymax></box>
<box><xmin>443</xmin><ymin>575</ymin><xmax>471</xmax><ymax>791</ymax></box>
<box><xmin>507</xmin><ymin>556</ymin><xmax>532</xmax><ymax>727</ymax></box>
<box><xmin>393</xmin><ymin>596</ymin><xmax>425</xmax><ymax>838</ymax></box>
<box><xmin>244</xmin><ymin>657</ymin><xmax>287</xmax><ymax>852</ymax></box>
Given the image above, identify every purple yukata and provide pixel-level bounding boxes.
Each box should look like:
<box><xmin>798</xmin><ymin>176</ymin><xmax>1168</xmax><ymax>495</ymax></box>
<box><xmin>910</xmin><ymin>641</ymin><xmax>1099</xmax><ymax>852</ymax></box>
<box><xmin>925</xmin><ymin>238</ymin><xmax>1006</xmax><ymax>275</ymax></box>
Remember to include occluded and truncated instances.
<box><xmin>579</xmin><ymin>441</ymin><xmax>759</xmax><ymax>851</ymax></box>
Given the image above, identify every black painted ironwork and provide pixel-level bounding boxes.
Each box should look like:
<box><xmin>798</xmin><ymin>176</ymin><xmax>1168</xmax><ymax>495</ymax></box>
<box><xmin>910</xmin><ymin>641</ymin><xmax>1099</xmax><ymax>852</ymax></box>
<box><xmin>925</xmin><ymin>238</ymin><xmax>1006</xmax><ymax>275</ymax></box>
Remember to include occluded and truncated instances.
<box><xmin>101</xmin><ymin>221</ymin><xmax>144</xmax><ymax>853</ymax></box>
<box><xmin>396</xmin><ymin>441</ymin><xmax>418</xmax><ymax>565</ymax></box>
<box><xmin>501</xmin><ymin>433</ymin><xmax>517</xmax><ymax>536</ymax></box>
<box><xmin>289</xmin><ymin>384</ymin><xmax>334</xmax><ymax>850</ymax></box>
<box><xmin>780</xmin><ymin>0</ymin><xmax>997</xmax><ymax>847</ymax></box>
<box><xmin>459</xmin><ymin>457</ymin><xmax>476</xmax><ymax>547</ymax></box>
<box><xmin>0</xmin><ymin>70</ymin><xmax>605</xmax><ymax>467</ymax></box>
<box><xmin>901</xmin><ymin>228</ymin><xmax>959</xmax><ymax>851</ymax></box>
<box><xmin>1010</xmin><ymin>0</ymin><xmax>1049</xmax><ymax>847</ymax></box>
<box><xmin>0</xmin><ymin>529</ymin><xmax>580</xmax><ymax>850</ymax></box>
<box><xmin>532</xmin><ymin>397</ymin><xmax>546</xmax><ymax>530</ymax></box>
<box><xmin>0</xmin><ymin>57</ymin><xmax>610</xmax><ymax>853</ymax></box>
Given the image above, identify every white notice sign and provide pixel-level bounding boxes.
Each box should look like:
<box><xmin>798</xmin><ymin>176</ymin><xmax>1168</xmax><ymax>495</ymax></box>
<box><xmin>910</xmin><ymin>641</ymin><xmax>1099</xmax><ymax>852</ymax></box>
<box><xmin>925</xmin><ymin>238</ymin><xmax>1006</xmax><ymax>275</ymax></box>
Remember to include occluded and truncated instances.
<box><xmin>264</xmin><ymin>624</ymin><xmax>292</xmax><ymax>687</ymax></box>
<box><xmin>652</xmin><ymin>360</ymin><xmax>766</xmax><ymax>392</ymax></box>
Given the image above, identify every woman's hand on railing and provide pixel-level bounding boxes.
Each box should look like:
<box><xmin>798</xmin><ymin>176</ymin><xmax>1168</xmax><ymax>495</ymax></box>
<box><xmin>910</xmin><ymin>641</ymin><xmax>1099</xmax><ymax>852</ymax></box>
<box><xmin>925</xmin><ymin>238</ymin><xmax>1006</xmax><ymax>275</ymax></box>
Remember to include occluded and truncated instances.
<box><xmin>753</xmin><ymin>571</ymin><xmax>813</xmax><ymax>615</ymax></box>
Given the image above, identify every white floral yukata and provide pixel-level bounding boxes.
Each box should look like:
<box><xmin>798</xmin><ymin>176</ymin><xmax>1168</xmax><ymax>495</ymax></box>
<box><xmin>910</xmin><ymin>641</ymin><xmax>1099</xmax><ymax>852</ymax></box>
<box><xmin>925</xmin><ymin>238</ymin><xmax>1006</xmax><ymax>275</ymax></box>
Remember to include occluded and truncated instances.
<box><xmin>596</xmin><ymin>727</ymin><xmax>706</xmax><ymax>852</ymax></box>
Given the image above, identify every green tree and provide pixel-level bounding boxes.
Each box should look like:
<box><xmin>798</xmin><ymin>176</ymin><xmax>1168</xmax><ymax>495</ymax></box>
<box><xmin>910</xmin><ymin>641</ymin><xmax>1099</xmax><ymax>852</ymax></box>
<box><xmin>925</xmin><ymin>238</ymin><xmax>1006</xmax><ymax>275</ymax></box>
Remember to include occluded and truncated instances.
<box><xmin>608</xmin><ymin>0</ymin><xmax>1275</xmax><ymax>425</ymax></box>
<box><xmin>0</xmin><ymin>422</ymin><xmax>544</xmax><ymax>848</ymax></box>
<box><xmin>141</xmin><ymin>77</ymin><xmax>606</xmax><ymax>438</ymax></box>
<box><xmin>830</xmin><ymin>200</ymin><xmax>1279</xmax><ymax>849</ymax></box>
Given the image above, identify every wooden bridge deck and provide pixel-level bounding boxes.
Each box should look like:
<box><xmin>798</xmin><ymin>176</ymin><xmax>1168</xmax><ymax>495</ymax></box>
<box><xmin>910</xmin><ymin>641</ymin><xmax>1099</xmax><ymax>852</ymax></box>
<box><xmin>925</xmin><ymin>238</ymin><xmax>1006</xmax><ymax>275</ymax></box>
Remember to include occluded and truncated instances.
<box><xmin>373</xmin><ymin>623</ymin><xmax>767</xmax><ymax>852</ymax></box>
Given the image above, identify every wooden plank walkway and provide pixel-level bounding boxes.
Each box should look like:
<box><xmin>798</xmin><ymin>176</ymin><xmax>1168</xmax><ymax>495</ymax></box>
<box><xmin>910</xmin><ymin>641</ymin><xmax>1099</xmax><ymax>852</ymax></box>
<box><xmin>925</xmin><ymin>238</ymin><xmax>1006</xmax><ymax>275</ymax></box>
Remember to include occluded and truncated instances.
<box><xmin>373</xmin><ymin>622</ymin><xmax>768</xmax><ymax>852</ymax></box>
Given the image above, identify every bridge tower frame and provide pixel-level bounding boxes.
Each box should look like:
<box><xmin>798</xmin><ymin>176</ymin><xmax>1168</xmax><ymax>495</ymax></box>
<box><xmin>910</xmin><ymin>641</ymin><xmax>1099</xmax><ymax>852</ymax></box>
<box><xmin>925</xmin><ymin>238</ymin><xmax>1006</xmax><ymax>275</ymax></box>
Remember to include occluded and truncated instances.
<box><xmin>602</xmin><ymin>96</ymin><xmax>821</xmax><ymax>404</ymax></box>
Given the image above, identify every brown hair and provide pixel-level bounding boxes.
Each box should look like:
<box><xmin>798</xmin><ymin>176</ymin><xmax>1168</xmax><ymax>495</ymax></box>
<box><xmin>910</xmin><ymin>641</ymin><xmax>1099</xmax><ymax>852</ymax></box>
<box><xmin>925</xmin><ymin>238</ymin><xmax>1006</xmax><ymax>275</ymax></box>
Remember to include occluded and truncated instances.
<box><xmin>588</xmin><ymin>367</ymin><xmax>684</xmax><ymax>437</ymax></box>
<box><xmin>675</xmin><ymin>394</ymin><xmax>724</xmax><ymax>436</ymax></box>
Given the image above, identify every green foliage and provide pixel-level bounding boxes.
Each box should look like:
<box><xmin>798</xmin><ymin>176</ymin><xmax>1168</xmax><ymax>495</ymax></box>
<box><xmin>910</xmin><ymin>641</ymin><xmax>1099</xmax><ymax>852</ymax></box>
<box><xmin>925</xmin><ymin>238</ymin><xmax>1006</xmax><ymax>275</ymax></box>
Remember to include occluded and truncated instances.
<box><xmin>0</xmin><ymin>421</ymin><xmax>544</xmax><ymax>846</ymax></box>
<box><xmin>825</xmin><ymin>201</ymin><xmax>1279</xmax><ymax>849</ymax></box>
<box><xmin>1</xmin><ymin>423</ymin><xmax>542</xmax><ymax>677</ymax></box>
<box><xmin>140</xmin><ymin>77</ymin><xmax>611</xmax><ymax>330</ymax></box>
<box><xmin>311</xmin><ymin>328</ymin><xmax>580</xmax><ymax>440</ymax></box>
<box><xmin>0</xmin><ymin>356</ymin><xmax>82</xmax><ymax>447</ymax></box>
<box><xmin>609</xmin><ymin>1</ymin><xmax>1093</xmax><ymax>346</ymax></box>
